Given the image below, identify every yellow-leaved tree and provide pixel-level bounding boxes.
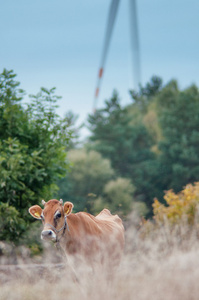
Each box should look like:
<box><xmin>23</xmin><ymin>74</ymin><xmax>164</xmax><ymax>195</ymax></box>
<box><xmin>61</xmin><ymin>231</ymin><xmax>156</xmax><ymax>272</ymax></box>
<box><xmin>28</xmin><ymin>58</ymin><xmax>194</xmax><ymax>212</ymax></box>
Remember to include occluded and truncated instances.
<box><xmin>153</xmin><ymin>183</ymin><xmax>199</xmax><ymax>224</ymax></box>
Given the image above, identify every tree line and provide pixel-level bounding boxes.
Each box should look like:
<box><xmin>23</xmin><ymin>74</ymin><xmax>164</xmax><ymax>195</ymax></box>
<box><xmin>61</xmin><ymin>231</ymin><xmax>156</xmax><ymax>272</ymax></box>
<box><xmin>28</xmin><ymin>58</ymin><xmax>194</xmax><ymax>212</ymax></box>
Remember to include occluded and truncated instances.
<box><xmin>59</xmin><ymin>76</ymin><xmax>199</xmax><ymax>219</ymax></box>
<box><xmin>1</xmin><ymin>69</ymin><xmax>199</xmax><ymax>247</ymax></box>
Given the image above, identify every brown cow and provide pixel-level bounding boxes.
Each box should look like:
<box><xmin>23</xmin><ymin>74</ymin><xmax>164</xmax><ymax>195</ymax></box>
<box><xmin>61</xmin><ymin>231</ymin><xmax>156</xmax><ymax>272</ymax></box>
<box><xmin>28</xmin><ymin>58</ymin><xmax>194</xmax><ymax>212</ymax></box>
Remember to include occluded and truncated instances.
<box><xmin>29</xmin><ymin>199</ymin><xmax>125</xmax><ymax>267</ymax></box>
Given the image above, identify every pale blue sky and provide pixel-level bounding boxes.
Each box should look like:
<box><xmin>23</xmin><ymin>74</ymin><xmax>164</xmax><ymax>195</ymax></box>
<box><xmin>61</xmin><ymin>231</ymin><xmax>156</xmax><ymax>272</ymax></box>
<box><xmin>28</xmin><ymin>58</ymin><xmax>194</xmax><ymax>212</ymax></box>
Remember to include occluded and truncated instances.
<box><xmin>1</xmin><ymin>0</ymin><xmax>199</xmax><ymax>134</ymax></box>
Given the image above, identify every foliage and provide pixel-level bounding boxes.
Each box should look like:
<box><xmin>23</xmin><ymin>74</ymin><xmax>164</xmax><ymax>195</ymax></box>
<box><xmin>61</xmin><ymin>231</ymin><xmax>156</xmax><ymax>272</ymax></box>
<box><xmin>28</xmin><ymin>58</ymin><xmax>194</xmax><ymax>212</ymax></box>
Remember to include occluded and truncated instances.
<box><xmin>94</xmin><ymin>177</ymin><xmax>135</xmax><ymax>216</ymax></box>
<box><xmin>87</xmin><ymin>77</ymin><xmax>199</xmax><ymax>214</ymax></box>
<box><xmin>131</xmin><ymin>201</ymin><xmax>149</xmax><ymax>218</ymax></box>
<box><xmin>58</xmin><ymin>148</ymin><xmax>140</xmax><ymax>216</ymax></box>
<box><xmin>88</xmin><ymin>90</ymin><xmax>155</xmax><ymax>178</ymax></box>
<box><xmin>0</xmin><ymin>203</ymin><xmax>26</xmax><ymax>243</ymax></box>
<box><xmin>129</xmin><ymin>76</ymin><xmax>163</xmax><ymax>111</ymax></box>
<box><xmin>88</xmin><ymin>90</ymin><xmax>157</xmax><ymax>210</ymax></box>
<box><xmin>157</xmin><ymin>82</ymin><xmax>199</xmax><ymax>192</ymax></box>
<box><xmin>63</xmin><ymin>111</ymin><xmax>83</xmax><ymax>150</ymax></box>
<box><xmin>57</xmin><ymin>149</ymin><xmax>115</xmax><ymax>213</ymax></box>
<box><xmin>153</xmin><ymin>182</ymin><xmax>199</xmax><ymax>224</ymax></box>
<box><xmin>0</xmin><ymin>69</ymin><xmax>71</xmax><ymax>243</ymax></box>
<box><xmin>0</xmin><ymin>138</ymin><xmax>40</xmax><ymax>210</ymax></box>
<box><xmin>88</xmin><ymin>91</ymin><xmax>134</xmax><ymax>177</ymax></box>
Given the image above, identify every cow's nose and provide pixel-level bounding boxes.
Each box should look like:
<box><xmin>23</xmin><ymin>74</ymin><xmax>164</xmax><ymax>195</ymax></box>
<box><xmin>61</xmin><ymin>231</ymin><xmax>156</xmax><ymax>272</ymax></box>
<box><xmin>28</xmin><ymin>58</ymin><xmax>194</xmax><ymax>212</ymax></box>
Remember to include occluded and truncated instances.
<box><xmin>42</xmin><ymin>230</ymin><xmax>52</xmax><ymax>236</ymax></box>
<box><xmin>41</xmin><ymin>230</ymin><xmax>56</xmax><ymax>241</ymax></box>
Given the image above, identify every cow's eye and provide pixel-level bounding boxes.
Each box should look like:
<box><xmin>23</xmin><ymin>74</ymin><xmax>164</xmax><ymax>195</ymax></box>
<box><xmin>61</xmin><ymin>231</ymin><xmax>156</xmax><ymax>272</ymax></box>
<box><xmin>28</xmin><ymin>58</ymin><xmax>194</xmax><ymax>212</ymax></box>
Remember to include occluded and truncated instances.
<box><xmin>56</xmin><ymin>212</ymin><xmax>61</xmax><ymax>219</ymax></box>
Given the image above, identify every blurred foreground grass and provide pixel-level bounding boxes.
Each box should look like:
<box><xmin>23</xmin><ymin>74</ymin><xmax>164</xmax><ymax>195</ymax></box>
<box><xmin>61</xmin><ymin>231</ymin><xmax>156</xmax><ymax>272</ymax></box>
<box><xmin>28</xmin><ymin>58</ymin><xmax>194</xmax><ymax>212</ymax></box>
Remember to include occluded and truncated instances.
<box><xmin>1</xmin><ymin>213</ymin><xmax>199</xmax><ymax>300</ymax></box>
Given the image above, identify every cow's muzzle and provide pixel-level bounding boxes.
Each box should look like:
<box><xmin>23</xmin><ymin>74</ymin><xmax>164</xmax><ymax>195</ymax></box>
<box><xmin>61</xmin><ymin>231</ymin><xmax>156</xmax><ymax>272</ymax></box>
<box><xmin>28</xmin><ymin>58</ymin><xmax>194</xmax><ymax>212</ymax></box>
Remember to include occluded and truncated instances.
<box><xmin>41</xmin><ymin>229</ymin><xmax>56</xmax><ymax>241</ymax></box>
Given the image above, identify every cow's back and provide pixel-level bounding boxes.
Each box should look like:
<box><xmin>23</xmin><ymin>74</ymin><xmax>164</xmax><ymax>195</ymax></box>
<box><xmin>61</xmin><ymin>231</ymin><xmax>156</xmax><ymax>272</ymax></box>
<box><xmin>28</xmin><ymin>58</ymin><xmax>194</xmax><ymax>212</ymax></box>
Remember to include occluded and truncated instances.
<box><xmin>95</xmin><ymin>209</ymin><xmax>125</xmax><ymax>257</ymax></box>
<box><xmin>65</xmin><ymin>209</ymin><xmax>124</xmax><ymax>266</ymax></box>
<box><xmin>96</xmin><ymin>208</ymin><xmax>124</xmax><ymax>228</ymax></box>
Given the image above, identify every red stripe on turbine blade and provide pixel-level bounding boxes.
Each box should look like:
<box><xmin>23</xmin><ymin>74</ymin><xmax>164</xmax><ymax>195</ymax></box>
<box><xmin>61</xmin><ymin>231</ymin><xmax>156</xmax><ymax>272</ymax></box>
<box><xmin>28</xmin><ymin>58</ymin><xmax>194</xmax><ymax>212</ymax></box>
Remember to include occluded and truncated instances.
<box><xmin>95</xmin><ymin>88</ymin><xmax>99</xmax><ymax>98</ymax></box>
<box><xmin>99</xmin><ymin>68</ymin><xmax>103</xmax><ymax>78</ymax></box>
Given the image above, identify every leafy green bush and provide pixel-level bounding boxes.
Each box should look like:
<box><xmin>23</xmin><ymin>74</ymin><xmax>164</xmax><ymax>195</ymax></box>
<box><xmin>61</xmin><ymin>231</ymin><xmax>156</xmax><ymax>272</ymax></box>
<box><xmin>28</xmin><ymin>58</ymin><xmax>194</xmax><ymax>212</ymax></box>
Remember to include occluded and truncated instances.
<box><xmin>94</xmin><ymin>177</ymin><xmax>135</xmax><ymax>216</ymax></box>
<box><xmin>0</xmin><ymin>69</ymin><xmax>72</xmax><ymax>243</ymax></box>
<box><xmin>0</xmin><ymin>203</ymin><xmax>26</xmax><ymax>243</ymax></box>
<box><xmin>58</xmin><ymin>149</ymin><xmax>114</xmax><ymax>213</ymax></box>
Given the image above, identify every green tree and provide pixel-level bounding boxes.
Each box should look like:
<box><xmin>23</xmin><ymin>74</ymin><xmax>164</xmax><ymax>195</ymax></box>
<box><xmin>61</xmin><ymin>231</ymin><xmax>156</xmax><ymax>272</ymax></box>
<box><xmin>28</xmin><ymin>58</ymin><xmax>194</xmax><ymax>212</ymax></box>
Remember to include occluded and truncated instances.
<box><xmin>88</xmin><ymin>91</ymin><xmax>136</xmax><ymax>177</ymax></box>
<box><xmin>57</xmin><ymin>149</ymin><xmax>115</xmax><ymax>213</ymax></box>
<box><xmin>56</xmin><ymin>149</ymin><xmax>114</xmax><ymax>212</ymax></box>
<box><xmin>94</xmin><ymin>177</ymin><xmax>135</xmax><ymax>216</ymax></box>
<box><xmin>87</xmin><ymin>77</ymin><xmax>199</xmax><ymax>214</ymax></box>
<box><xmin>156</xmin><ymin>81</ymin><xmax>199</xmax><ymax>192</ymax></box>
<box><xmin>129</xmin><ymin>79</ymin><xmax>199</xmax><ymax>207</ymax></box>
<box><xmin>129</xmin><ymin>76</ymin><xmax>163</xmax><ymax>111</ymax></box>
<box><xmin>0</xmin><ymin>203</ymin><xmax>26</xmax><ymax>243</ymax></box>
<box><xmin>57</xmin><ymin>149</ymin><xmax>139</xmax><ymax>216</ymax></box>
<box><xmin>0</xmin><ymin>69</ymin><xmax>71</xmax><ymax>243</ymax></box>
<box><xmin>63</xmin><ymin>111</ymin><xmax>83</xmax><ymax>150</ymax></box>
<box><xmin>88</xmin><ymin>91</ymin><xmax>156</xmax><ymax>210</ymax></box>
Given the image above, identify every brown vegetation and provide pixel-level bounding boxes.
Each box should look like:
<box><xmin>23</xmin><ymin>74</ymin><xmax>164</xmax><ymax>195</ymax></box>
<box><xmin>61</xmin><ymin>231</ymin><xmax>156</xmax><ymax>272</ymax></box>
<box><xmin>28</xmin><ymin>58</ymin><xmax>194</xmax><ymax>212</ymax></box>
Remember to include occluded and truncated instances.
<box><xmin>1</xmin><ymin>212</ymin><xmax>199</xmax><ymax>300</ymax></box>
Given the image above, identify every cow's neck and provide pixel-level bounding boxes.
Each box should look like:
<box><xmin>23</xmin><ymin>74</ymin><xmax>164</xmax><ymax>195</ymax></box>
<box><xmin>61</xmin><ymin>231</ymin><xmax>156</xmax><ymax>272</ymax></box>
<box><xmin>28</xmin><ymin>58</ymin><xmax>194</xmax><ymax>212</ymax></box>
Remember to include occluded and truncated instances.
<box><xmin>56</xmin><ymin>214</ymin><xmax>82</xmax><ymax>254</ymax></box>
<box><xmin>55</xmin><ymin>215</ymin><xmax>72</xmax><ymax>248</ymax></box>
<box><xmin>54</xmin><ymin>216</ymin><xmax>69</xmax><ymax>244</ymax></box>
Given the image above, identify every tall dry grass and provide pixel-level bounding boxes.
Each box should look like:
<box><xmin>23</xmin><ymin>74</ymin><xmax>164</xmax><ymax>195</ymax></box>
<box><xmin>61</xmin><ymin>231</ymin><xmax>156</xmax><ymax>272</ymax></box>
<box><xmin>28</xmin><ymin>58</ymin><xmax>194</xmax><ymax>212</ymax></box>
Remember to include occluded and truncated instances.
<box><xmin>1</xmin><ymin>213</ymin><xmax>199</xmax><ymax>300</ymax></box>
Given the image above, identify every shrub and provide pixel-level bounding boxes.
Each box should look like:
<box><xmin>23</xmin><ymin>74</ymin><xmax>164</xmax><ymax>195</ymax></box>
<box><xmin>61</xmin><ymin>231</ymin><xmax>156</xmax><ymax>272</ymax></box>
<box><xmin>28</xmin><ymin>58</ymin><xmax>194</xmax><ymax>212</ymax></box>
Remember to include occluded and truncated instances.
<box><xmin>94</xmin><ymin>177</ymin><xmax>135</xmax><ymax>216</ymax></box>
<box><xmin>0</xmin><ymin>203</ymin><xmax>26</xmax><ymax>243</ymax></box>
<box><xmin>153</xmin><ymin>182</ymin><xmax>199</xmax><ymax>224</ymax></box>
<box><xmin>0</xmin><ymin>69</ymin><xmax>71</xmax><ymax>243</ymax></box>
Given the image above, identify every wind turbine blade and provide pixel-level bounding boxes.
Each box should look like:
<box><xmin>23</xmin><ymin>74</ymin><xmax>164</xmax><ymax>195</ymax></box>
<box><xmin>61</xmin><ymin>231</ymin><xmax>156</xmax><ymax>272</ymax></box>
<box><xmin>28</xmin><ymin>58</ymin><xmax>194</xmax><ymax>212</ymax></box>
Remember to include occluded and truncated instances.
<box><xmin>129</xmin><ymin>0</ymin><xmax>141</xmax><ymax>90</ymax></box>
<box><xmin>93</xmin><ymin>0</ymin><xmax>121</xmax><ymax>112</ymax></box>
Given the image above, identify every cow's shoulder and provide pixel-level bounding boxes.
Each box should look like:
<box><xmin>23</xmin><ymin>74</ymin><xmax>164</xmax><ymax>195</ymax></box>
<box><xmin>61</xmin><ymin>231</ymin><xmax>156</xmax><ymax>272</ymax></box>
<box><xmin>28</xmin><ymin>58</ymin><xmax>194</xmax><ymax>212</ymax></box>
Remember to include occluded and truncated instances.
<box><xmin>67</xmin><ymin>210</ymin><xmax>124</xmax><ymax>236</ymax></box>
<box><xmin>68</xmin><ymin>212</ymin><xmax>102</xmax><ymax>235</ymax></box>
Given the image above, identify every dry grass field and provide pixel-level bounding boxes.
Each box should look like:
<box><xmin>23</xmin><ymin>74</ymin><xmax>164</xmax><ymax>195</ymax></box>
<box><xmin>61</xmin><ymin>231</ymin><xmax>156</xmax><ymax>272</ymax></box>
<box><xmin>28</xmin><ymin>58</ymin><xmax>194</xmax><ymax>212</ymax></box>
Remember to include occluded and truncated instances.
<box><xmin>1</xmin><ymin>214</ymin><xmax>199</xmax><ymax>300</ymax></box>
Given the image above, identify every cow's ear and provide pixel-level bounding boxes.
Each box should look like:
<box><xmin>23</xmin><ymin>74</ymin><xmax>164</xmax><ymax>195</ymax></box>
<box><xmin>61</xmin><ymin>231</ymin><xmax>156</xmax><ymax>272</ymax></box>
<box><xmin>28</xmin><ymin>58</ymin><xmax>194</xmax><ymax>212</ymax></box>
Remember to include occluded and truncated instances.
<box><xmin>64</xmin><ymin>202</ymin><xmax>73</xmax><ymax>216</ymax></box>
<box><xmin>29</xmin><ymin>205</ymin><xmax>43</xmax><ymax>219</ymax></box>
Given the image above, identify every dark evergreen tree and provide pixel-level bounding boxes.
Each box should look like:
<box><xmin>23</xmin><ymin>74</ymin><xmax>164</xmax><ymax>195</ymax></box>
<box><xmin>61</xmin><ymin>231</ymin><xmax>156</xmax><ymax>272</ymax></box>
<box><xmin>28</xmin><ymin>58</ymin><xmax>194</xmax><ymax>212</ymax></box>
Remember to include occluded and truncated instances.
<box><xmin>88</xmin><ymin>91</ymin><xmax>157</xmax><ymax>211</ymax></box>
<box><xmin>157</xmin><ymin>81</ymin><xmax>199</xmax><ymax>192</ymax></box>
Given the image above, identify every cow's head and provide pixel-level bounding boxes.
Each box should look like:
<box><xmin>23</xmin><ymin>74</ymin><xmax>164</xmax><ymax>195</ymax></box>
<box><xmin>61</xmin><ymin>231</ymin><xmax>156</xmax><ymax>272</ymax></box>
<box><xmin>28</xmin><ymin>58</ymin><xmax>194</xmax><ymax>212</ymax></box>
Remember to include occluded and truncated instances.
<box><xmin>29</xmin><ymin>199</ymin><xmax>73</xmax><ymax>242</ymax></box>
